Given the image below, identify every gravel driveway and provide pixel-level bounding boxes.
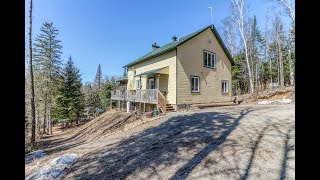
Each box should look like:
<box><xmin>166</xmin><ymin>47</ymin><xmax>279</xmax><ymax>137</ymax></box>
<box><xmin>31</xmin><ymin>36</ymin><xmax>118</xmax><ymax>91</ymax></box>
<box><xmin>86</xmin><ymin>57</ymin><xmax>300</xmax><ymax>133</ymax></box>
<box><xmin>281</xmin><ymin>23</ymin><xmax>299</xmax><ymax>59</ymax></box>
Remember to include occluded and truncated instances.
<box><xmin>28</xmin><ymin>104</ymin><xmax>295</xmax><ymax>180</ymax></box>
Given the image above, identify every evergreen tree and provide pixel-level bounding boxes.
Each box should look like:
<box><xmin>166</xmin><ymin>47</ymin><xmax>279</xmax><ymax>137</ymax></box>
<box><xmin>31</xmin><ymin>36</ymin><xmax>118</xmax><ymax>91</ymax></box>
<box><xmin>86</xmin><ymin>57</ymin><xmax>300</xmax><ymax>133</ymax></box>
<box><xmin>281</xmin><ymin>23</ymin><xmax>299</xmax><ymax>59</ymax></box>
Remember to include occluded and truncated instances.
<box><xmin>94</xmin><ymin>64</ymin><xmax>102</xmax><ymax>90</ymax></box>
<box><xmin>33</xmin><ymin>21</ymin><xmax>63</xmax><ymax>134</ymax></box>
<box><xmin>99</xmin><ymin>80</ymin><xmax>117</xmax><ymax>110</ymax></box>
<box><xmin>27</xmin><ymin>0</ymin><xmax>36</xmax><ymax>146</ymax></box>
<box><xmin>55</xmin><ymin>57</ymin><xmax>85</xmax><ymax>125</ymax></box>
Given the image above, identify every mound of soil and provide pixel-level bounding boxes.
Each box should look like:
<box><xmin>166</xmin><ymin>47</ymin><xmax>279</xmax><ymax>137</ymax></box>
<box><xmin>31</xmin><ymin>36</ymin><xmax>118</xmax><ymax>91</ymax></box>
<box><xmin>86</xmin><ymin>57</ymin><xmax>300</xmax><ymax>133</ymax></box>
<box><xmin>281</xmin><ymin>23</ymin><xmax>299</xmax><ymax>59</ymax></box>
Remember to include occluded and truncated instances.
<box><xmin>239</xmin><ymin>86</ymin><xmax>295</xmax><ymax>105</ymax></box>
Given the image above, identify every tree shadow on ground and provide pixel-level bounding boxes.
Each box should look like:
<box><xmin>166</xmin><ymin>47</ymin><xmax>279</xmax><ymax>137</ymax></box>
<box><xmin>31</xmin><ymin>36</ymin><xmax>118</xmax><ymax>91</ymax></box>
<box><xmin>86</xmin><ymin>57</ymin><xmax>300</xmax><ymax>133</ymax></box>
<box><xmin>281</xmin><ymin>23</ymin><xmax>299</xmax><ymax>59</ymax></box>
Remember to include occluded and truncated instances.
<box><xmin>67</xmin><ymin>107</ymin><xmax>256</xmax><ymax>180</ymax></box>
<box><xmin>186</xmin><ymin>107</ymin><xmax>295</xmax><ymax>180</ymax></box>
<box><xmin>39</xmin><ymin>113</ymin><xmax>120</xmax><ymax>154</ymax></box>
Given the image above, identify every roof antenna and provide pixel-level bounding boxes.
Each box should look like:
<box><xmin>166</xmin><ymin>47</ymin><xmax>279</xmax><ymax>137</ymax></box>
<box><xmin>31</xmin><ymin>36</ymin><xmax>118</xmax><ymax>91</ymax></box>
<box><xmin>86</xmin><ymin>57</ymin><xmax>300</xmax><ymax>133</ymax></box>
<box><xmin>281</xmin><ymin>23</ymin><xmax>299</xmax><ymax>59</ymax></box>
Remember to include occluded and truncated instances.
<box><xmin>208</xmin><ymin>6</ymin><xmax>213</xmax><ymax>29</ymax></box>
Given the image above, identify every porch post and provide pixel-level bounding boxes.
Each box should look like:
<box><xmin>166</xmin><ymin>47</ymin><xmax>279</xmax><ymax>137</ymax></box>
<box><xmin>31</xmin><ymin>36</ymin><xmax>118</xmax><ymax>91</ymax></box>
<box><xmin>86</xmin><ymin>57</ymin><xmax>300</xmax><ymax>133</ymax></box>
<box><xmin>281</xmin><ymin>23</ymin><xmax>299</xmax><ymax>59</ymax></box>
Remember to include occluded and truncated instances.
<box><xmin>140</xmin><ymin>76</ymin><xmax>142</xmax><ymax>89</ymax></box>
<box><xmin>157</xmin><ymin>74</ymin><xmax>160</xmax><ymax>90</ymax></box>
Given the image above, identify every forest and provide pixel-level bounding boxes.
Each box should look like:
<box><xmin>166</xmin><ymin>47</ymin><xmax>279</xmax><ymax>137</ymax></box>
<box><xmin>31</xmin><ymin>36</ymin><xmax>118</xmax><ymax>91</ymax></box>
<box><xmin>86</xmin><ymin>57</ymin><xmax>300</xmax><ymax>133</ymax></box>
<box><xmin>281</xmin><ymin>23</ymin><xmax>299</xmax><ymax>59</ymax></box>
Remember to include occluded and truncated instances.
<box><xmin>25</xmin><ymin>0</ymin><xmax>295</xmax><ymax>151</ymax></box>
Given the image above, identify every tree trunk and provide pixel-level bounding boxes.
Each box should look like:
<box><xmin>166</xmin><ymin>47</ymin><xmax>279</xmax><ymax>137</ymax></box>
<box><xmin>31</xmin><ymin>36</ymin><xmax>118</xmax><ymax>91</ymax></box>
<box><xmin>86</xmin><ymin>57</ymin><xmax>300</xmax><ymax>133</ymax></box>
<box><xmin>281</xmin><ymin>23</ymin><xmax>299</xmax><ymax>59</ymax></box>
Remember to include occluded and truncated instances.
<box><xmin>288</xmin><ymin>47</ymin><xmax>294</xmax><ymax>86</ymax></box>
<box><xmin>270</xmin><ymin>55</ymin><xmax>272</xmax><ymax>85</ymax></box>
<box><xmin>255</xmin><ymin>62</ymin><xmax>258</xmax><ymax>90</ymax></box>
<box><xmin>43</xmin><ymin>98</ymin><xmax>47</xmax><ymax>134</ymax></box>
<box><xmin>279</xmin><ymin>43</ymin><xmax>284</xmax><ymax>86</ymax></box>
<box><xmin>28</xmin><ymin>0</ymin><xmax>36</xmax><ymax>146</ymax></box>
<box><xmin>48</xmin><ymin>104</ymin><xmax>52</xmax><ymax>135</ymax></box>
<box><xmin>244</xmin><ymin>41</ymin><xmax>254</xmax><ymax>93</ymax></box>
<box><xmin>277</xmin><ymin>56</ymin><xmax>280</xmax><ymax>85</ymax></box>
<box><xmin>37</xmin><ymin>106</ymin><xmax>40</xmax><ymax>134</ymax></box>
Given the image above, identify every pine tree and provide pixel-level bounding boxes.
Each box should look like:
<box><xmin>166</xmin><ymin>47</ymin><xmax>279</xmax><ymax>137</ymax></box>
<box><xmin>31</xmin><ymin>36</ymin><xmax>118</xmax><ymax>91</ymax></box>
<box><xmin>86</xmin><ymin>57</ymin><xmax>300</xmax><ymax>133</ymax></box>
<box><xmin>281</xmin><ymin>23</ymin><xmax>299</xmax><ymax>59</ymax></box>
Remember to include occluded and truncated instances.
<box><xmin>94</xmin><ymin>64</ymin><xmax>102</xmax><ymax>90</ymax></box>
<box><xmin>56</xmin><ymin>57</ymin><xmax>85</xmax><ymax>125</ymax></box>
<box><xmin>28</xmin><ymin>0</ymin><xmax>36</xmax><ymax>146</ymax></box>
<box><xmin>33</xmin><ymin>22</ymin><xmax>63</xmax><ymax>134</ymax></box>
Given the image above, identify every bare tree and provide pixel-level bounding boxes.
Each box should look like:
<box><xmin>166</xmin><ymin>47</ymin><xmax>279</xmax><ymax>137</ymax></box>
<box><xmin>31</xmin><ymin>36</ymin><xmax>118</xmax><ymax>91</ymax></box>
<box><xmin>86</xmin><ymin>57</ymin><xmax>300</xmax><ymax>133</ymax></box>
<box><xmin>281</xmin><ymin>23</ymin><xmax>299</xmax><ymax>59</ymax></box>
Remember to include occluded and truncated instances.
<box><xmin>288</xmin><ymin>26</ymin><xmax>294</xmax><ymax>85</ymax></box>
<box><xmin>274</xmin><ymin>0</ymin><xmax>295</xmax><ymax>23</ymax></box>
<box><xmin>231</xmin><ymin>0</ymin><xmax>254</xmax><ymax>93</ymax></box>
<box><xmin>264</xmin><ymin>11</ymin><xmax>272</xmax><ymax>85</ymax></box>
<box><xmin>28</xmin><ymin>0</ymin><xmax>36</xmax><ymax>147</ymax></box>
<box><xmin>222</xmin><ymin>16</ymin><xmax>237</xmax><ymax>58</ymax></box>
<box><xmin>272</xmin><ymin>14</ymin><xmax>285</xmax><ymax>87</ymax></box>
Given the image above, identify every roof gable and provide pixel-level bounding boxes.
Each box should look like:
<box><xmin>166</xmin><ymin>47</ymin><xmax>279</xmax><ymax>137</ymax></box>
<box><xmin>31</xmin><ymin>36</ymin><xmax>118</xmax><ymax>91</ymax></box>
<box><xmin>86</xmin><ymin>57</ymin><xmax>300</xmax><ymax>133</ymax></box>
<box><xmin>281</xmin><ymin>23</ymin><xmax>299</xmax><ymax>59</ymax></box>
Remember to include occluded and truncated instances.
<box><xmin>124</xmin><ymin>25</ymin><xmax>234</xmax><ymax>67</ymax></box>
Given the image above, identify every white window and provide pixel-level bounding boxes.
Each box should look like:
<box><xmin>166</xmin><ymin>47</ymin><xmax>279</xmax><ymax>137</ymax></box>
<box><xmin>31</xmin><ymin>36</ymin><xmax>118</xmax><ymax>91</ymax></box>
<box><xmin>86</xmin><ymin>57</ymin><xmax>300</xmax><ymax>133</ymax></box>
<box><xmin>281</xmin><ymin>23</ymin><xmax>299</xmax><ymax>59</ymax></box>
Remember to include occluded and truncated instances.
<box><xmin>191</xmin><ymin>76</ymin><xmax>200</xmax><ymax>92</ymax></box>
<box><xmin>222</xmin><ymin>80</ymin><xmax>228</xmax><ymax>93</ymax></box>
<box><xmin>136</xmin><ymin>80</ymin><xmax>141</xmax><ymax>89</ymax></box>
<box><xmin>148</xmin><ymin>78</ymin><xmax>155</xmax><ymax>89</ymax></box>
<box><xmin>204</xmin><ymin>50</ymin><xmax>216</xmax><ymax>68</ymax></box>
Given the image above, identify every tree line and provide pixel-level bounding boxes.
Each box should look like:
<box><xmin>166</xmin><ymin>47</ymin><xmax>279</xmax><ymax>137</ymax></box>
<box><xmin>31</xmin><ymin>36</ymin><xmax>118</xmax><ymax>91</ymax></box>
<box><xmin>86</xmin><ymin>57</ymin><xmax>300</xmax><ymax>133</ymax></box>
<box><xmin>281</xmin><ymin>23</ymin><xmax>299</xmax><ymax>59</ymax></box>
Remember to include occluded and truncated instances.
<box><xmin>222</xmin><ymin>0</ymin><xmax>295</xmax><ymax>95</ymax></box>
<box><xmin>26</xmin><ymin>0</ymin><xmax>295</xmax><ymax>150</ymax></box>
<box><xmin>26</xmin><ymin>1</ymin><xmax>121</xmax><ymax>150</ymax></box>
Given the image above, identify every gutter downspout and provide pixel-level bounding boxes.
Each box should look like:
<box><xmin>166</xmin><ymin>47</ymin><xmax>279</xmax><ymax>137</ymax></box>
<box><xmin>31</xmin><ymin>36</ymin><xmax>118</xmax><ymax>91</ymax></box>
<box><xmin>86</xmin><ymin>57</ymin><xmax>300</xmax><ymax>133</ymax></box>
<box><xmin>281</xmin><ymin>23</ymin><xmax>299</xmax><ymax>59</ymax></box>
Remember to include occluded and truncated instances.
<box><xmin>176</xmin><ymin>48</ymin><xmax>178</xmax><ymax>108</ymax></box>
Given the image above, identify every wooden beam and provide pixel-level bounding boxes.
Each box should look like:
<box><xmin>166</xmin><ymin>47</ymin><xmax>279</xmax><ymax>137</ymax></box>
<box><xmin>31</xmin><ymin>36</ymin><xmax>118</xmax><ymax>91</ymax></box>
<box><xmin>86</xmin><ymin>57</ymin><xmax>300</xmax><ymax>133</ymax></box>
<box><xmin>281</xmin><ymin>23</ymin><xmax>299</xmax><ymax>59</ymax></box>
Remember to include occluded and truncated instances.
<box><xmin>157</xmin><ymin>74</ymin><xmax>160</xmax><ymax>90</ymax></box>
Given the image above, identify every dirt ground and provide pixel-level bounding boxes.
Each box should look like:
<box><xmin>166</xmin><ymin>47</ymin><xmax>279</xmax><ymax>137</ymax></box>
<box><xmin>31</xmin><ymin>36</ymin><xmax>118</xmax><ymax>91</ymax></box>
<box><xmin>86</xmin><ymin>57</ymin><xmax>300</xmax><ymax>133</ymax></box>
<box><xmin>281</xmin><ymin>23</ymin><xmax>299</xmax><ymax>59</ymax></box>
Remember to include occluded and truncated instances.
<box><xmin>25</xmin><ymin>104</ymin><xmax>295</xmax><ymax>180</ymax></box>
<box><xmin>237</xmin><ymin>86</ymin><xmax>295</xmax><ymax>105</ymax></box>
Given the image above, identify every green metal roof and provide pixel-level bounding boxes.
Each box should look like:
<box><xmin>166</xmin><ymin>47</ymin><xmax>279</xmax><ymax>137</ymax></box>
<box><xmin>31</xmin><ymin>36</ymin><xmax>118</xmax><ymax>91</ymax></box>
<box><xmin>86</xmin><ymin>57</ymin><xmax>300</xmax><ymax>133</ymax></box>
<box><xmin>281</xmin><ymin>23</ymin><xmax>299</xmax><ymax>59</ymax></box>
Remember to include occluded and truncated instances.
<box><xmin>123</xmin><ymin>25</ymin><xmax>234</xmax><ymax>67</ymax></box>
<box><xmin>116</xmin><ymin>76</ymin><xmax>128</xmax><ymax>82</ymax></box>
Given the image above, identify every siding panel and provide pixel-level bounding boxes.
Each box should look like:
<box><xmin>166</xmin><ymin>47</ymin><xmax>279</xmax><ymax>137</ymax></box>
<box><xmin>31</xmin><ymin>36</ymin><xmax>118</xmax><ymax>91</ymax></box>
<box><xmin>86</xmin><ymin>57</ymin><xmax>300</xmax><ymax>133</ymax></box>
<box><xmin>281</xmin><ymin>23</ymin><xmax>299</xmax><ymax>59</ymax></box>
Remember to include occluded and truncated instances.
<box><xmin>177</xmin><ymin>28</ymin><xmax>232</xmax><ymax>104</ymax></box>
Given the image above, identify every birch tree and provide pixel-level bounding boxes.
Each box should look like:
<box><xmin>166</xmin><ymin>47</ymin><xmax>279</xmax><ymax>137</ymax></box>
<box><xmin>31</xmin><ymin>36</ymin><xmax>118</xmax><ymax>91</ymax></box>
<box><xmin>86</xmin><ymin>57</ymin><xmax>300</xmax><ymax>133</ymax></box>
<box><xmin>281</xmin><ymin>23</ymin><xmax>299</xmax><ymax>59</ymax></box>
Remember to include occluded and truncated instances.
<box><xmin>288</xmin><ymin>26</ymin><xmax>294</xmax><ymax>85</ymax></box>
<box><xmin>272</xmin><ymin>14</ymin><xmax>285</xmax><ymax>87</ymax></box>
<box><xmin>273</xmin><ymin>0</ymin><xmax>295</xmax><ymax>24</ymax></box>
<box><xmin>264</xmin><ymin>11</ymin><xmax>272</xmax><ymax>85</ymax></box>
<box><xmin>231</xmin><ymin>0</ymin><xmax>254</xmax><ymax>94</ymax></box>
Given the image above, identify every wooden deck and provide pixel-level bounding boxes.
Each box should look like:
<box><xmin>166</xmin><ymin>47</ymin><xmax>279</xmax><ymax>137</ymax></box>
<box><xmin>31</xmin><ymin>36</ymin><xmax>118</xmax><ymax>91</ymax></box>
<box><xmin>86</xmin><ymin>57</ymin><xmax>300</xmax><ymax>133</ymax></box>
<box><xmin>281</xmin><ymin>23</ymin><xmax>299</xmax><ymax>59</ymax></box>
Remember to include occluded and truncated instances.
<box><xmin>111</xmin><ymin>89</ymin><xmax>158</xmax><ymax>104</ymax></box>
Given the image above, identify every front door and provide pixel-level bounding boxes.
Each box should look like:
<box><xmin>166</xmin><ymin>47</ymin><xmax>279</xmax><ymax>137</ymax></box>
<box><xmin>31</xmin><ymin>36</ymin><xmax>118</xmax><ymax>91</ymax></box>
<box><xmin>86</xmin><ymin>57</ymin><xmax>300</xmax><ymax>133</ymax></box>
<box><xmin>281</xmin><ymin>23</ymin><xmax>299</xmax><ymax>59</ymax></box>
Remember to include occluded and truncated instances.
<box><xmin>148</xmin><ymin>78</ymin><xmax>155</xmax><ymax>89</ymax></box>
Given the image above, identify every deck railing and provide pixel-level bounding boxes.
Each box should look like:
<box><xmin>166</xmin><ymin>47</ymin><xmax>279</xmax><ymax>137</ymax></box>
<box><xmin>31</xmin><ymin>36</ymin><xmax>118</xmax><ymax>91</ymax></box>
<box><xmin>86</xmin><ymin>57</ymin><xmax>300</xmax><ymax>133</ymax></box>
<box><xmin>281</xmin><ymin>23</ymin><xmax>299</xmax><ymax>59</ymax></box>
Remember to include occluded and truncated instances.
<box><xmin>111</xmin><ymin>89</ymin><xmax>159</xmax><ymax>104</ymax></box>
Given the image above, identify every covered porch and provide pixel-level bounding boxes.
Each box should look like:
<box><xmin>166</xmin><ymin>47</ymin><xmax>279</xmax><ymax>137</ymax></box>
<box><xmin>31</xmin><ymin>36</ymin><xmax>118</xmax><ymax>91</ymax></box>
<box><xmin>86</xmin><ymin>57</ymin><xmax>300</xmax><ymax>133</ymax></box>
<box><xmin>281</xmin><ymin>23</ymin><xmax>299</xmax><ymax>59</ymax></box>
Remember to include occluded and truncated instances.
<box><xmin>111</xmin><ymin>66</ymin><xmax>169</xmax><ymax>112</ymax></box>
<box><xmin>134</xmin><ymin>66</ymin><xmax>169</xmax><ymax>98</ymax></box>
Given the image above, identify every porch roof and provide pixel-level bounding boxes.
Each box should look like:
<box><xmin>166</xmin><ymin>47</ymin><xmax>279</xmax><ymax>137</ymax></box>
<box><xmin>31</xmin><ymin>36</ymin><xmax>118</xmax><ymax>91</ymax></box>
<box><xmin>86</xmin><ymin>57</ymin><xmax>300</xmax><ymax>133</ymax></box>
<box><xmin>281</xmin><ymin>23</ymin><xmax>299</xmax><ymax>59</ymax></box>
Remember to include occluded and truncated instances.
<box><xmin>134</xmin><ymin>66</ymin><xmax>169</xmax><ymax>77</ymax></box>
<box><xmin>116</xmin><ymin>76</ymin><xmax>128</xmax><ymax>82</ymax></box>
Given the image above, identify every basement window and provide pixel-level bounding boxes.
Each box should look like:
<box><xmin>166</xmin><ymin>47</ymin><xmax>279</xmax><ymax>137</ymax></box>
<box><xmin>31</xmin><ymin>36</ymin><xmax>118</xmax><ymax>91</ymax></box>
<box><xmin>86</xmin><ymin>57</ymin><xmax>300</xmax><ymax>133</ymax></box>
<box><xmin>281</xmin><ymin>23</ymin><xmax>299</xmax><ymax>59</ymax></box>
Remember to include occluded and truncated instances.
<box><xmin>203</xmin><ymin>50</ymin><xmax>216</xmax><ymax>68</ymax></box>
<box><xmin>191</xmin><ymin>76</ymin><xmax>200</xmax><ymax>93</ymax></box>
<box><xmin>222</xmin><ymin>80</ymin><xmax>228</xmax><ymax>93</ymax></box>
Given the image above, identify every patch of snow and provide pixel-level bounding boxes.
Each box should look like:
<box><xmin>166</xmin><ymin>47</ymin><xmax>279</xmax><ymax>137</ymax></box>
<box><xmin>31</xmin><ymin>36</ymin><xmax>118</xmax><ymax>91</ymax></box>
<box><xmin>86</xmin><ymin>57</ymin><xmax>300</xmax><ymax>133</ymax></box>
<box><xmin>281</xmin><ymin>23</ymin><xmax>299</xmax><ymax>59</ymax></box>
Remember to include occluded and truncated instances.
<box><xmin>276</xmin><ymin>99</ymin><xmax>292</xmax><ymax>103</ymax></box>
<box><xmin>258</xmin><ymin>99</ymin><xmax>292</xmax><ymax>105</ymax></box>
<box><xmin>26</xmin><ymin>153</ymin><xmax>79</xmax><ymax>180</ymax></box>
<box><xmin>25</xmin><ymin>150</ymin><xmax>46</xmax><ymax>163</ymax></box>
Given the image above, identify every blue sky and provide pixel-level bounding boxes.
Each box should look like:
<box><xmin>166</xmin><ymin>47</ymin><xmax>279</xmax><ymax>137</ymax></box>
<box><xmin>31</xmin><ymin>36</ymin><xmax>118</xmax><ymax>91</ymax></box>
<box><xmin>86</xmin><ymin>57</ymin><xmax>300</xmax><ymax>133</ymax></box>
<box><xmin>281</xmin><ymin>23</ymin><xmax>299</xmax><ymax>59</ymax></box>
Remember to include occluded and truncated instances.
<box><xmin>25</xmin><ymin>0</ymin><xmax>292</xmax><ymax>83</ymax></box>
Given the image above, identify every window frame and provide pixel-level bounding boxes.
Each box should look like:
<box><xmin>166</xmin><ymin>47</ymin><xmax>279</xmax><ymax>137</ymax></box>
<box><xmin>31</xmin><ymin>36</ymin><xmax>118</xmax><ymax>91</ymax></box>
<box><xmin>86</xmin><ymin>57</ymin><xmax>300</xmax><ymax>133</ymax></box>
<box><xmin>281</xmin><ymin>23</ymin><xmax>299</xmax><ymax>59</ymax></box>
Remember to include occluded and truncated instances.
<box><xmin>148</xmin><ymin>77</ymin><xmax>155</xmax><ymax>89</ymax></box>
<box><xmin>203</xmin><ymin>49</ymin><xmax>216</xmax><ymax>69</ymax></box>
<box><xmin>136</xmin><ymin>80</ymin><xmax>141</xmax><ymax>89</ymax></box>
<box><xmin>221</xmin><ymin>80</ymin><xmax>228</xmax><ymax>93</ymax></box>
<box><xmin>190</xmin><ymin>75</ymin><xmax>200</xmax><ymax>93</ymax></box>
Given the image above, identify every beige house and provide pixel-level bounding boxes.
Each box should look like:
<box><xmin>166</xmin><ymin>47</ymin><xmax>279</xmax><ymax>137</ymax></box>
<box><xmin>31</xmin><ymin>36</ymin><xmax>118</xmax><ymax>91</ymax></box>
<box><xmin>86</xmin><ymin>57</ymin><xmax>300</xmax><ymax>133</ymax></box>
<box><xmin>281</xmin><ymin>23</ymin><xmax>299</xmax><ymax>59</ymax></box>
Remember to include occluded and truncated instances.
<box><xmin>111</xmin><ymin>25</ymin><xmax>234</xmax><ymax>112</ymax></box>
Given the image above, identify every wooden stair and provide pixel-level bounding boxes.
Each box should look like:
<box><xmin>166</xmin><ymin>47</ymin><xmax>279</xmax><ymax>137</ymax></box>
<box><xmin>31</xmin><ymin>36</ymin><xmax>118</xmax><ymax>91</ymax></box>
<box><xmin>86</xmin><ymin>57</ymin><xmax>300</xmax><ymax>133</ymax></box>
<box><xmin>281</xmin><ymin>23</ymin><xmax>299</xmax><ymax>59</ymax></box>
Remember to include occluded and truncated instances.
<box><xmin>166</xmin><ymin>104</ymin><xmax>176</xmax><ymax>112</ymax></box>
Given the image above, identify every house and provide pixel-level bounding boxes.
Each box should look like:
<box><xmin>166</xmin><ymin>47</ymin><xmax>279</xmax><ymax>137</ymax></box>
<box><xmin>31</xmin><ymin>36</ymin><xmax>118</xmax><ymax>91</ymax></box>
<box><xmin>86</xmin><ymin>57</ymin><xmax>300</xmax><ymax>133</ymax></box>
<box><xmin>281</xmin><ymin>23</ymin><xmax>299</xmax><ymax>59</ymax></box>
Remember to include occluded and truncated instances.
<box><xmin>111</xmin><ymin>25</ymin><xmax>234</xmax><ymax>112</ymax></box>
